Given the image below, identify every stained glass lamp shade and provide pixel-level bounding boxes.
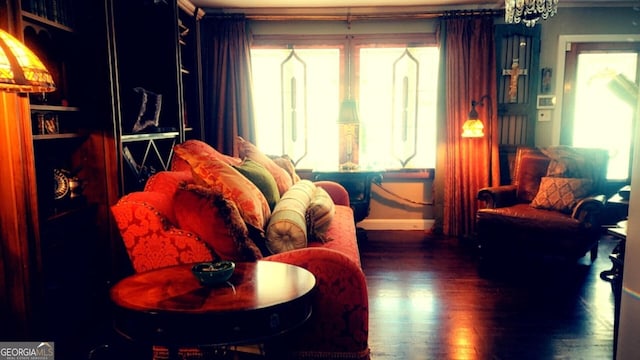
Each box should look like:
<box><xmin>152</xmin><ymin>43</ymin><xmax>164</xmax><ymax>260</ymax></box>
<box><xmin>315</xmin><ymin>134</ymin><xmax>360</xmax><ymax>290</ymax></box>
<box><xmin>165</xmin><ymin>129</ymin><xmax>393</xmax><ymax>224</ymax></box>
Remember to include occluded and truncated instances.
<box><xmin>0</xmin><ymin>28</ymin><xmax>55</xmax><ymax>93</ymax></box>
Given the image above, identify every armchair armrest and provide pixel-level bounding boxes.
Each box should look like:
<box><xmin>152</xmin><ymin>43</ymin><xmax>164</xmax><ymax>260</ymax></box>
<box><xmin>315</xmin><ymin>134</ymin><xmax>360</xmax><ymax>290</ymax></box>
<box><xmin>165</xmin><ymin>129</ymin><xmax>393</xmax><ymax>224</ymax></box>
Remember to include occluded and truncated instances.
<box><xmin>111</xmin><ymin>192</ymin><xmax>214</xmax><ymax>273</ymax></box>
<box><xmin>265</xmin><ymin>248</ymin><xmax>368</xmax><ymax>354</ymax></box>
<box><xmin>572</xmin><ymin>194</ymin><xmax>606</xmax><ymax>224</ymax></box>
<box><xmin>477</xmin><ymin>185</ymin><xmax>518</xmax><ymax>208</ymax></box>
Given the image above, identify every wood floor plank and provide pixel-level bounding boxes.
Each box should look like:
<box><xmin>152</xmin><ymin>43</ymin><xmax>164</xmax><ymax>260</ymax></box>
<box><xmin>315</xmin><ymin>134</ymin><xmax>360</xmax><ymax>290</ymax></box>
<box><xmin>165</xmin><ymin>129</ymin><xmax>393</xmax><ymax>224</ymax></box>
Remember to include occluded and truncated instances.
<box><xmin>360</xmin><ymin>231</ymin><xmax>618</xmax><ymax>360</ymax></box>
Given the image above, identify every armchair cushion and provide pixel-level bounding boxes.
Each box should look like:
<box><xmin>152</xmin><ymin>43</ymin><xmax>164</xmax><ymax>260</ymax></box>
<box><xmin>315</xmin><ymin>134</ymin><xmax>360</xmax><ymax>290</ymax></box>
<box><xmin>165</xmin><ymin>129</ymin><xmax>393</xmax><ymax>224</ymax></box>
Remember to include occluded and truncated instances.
<box><xmin>477</xmin><ymin>204</ymin><xmax>583</xmax><ymax>233</ymax></box>
<box><xmin>530</xmin><ymin>177</ymin><xmax>593</xmax><ymax>214</ymax></box>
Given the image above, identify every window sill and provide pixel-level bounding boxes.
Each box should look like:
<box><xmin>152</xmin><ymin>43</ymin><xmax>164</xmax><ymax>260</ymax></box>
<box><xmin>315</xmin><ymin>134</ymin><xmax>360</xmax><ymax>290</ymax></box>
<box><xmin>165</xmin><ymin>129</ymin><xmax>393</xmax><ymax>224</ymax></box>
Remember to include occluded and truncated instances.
<box><xmin>383</xmin><ymin>168</ymin><xmax>434</xmax><ymax>180</ymax></box>
<box><xmin>297</xmin><ymin>168</ymin><xmax>434</xmax><ymax>181</ymax></box>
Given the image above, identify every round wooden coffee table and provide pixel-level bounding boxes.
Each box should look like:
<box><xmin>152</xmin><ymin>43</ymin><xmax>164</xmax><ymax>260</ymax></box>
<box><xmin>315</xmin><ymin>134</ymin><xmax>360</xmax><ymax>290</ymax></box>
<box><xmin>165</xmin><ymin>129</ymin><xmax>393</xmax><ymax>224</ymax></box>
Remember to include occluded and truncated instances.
<box><xmin>110</xmin><ymin>261</ymin><xmax>316</xmax><ymax>358</ymax></box>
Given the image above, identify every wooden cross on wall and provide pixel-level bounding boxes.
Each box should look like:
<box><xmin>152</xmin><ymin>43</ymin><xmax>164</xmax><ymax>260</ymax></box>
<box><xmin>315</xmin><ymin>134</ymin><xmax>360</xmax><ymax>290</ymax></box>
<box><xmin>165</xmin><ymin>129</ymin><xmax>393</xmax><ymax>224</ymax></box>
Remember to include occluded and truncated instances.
<box><xmin>502</xmin><ymin>58</ymin><xmax>528</xmax><ymax>103</ymax></box>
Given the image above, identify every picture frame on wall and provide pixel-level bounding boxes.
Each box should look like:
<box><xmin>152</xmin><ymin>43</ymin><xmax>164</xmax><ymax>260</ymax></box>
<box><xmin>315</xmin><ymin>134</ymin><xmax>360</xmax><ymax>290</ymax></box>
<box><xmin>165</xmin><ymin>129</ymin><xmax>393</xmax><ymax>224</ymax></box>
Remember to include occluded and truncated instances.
<box><xmin>541</xmin><ymin>68</ymin><xmax>552</xmax><ymax>94</ymax></box>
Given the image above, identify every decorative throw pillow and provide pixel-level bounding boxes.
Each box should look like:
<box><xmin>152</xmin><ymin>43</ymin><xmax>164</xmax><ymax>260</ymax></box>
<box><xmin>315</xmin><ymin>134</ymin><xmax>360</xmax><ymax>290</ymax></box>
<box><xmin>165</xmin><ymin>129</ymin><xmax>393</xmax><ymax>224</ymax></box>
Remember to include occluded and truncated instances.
<box><xmin>306</xmin><ymin>186</ymin><xmax>336</xmax><ymax>243</ymax></box>
<box><xmin>269</xmin><ymin>154</ymin><xmax>301</xmax><ymax>183</ymax></box>
<box><xmin>541</xmin><ymin>146</ymin><xmax>593</xmax><ymax>179</ymax></box>
<box><xmin>236</xmin><ymin>136</ymin><xmax>293</xmax><ymax>196</ymax></box>
<box><xmin>172</xmin><ymin>139</ymin><xmax>241</xmax><ymax>172</ymax></box>
<box><xmin>174</xmin><ymin>147</ymin><xmax>271</xmax><ymax>232</ymax></box>
<box><xmin>265</xmin><ymin>180</ymin><xmax>316</xmax><ymax>254</ymax></box>
<box><xmin>174</xmin><ymin>183</ymin><xmax>263</xmax><ymax>261</ymax></box>
<box><xmin>233</xmin><ymin>159</ymin><xmax>280</xmax><ymax>211</ymax></box>
<box><xmin>530</xmin><ymin>177</ymin><xmax>593</xmax><ymax>214</ymax></box>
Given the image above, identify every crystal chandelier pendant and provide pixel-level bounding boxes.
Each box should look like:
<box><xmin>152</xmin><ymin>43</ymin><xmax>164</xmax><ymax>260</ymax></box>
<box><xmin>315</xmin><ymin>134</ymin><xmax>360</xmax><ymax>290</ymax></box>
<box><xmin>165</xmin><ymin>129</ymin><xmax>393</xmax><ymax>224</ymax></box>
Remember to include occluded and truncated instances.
<box><xmin>505</xmin><ymin>0</ymin><xmax>559</xmax><ymax>27</ymax></box>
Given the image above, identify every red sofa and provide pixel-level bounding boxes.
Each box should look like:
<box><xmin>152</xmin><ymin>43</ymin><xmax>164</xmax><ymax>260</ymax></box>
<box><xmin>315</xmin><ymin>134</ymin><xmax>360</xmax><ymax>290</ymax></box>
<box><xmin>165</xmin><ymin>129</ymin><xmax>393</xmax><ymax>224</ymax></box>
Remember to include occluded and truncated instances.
<box><xmin>111</xmin><ymin>140</ymin><xmax>370</xmax><ymax>360</ymax></box>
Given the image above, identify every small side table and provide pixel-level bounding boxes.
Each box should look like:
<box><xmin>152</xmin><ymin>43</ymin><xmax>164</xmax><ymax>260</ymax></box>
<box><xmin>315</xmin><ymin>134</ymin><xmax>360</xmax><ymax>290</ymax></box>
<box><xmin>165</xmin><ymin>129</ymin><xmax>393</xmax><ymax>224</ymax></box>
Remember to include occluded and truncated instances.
<box><xmin>604</xmin><ymin>191</ymin><xmax>629</xmax><ymax>226</ymax></box>
<box><xmin>312</xmin><ymin>169</ymin><xmax>383</xmax><ymax>223</ymax></box>
<box><xmin>601</xmin><ymin>220</ymin><xmax>626</xmax><ymax>360</ymax></box>
<box><xmin>110</xmin><ymin>261</ymin><xmax>316</xmax><ymax>359</ymax></box>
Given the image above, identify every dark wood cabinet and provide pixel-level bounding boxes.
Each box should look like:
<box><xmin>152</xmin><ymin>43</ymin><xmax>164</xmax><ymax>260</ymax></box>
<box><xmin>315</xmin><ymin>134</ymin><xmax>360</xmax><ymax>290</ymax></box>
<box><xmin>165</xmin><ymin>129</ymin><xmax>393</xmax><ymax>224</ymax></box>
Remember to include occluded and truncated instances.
<box><xmin>13</xmin><ymin>0</ymin><xmax>113</xmax><ymax>356</ymax></box>
<box><xmin>0</xmin><ymin>0</ymin><xmax>204</xmax><ymax>353</ymax></box>
<box><xmin>107</xmin><ymin>0</ymin><xmax>204</xmax><ymax>194</ymax></box>
<box><xmin>178</xmin><ymin>0</ymin><xmax>205</xmax><ymax>141</ymax></box>
<box><xmin>312</xmin><ymin>169</ymin><xmax>383</xmax><ymax>223</ymax></box>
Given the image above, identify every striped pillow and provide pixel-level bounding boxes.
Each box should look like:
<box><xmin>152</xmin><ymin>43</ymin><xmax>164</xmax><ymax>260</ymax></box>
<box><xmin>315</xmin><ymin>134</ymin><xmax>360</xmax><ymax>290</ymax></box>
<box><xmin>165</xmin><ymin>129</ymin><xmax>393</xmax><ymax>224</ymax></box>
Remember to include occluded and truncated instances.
<box><xmin>265</xmin><ymin>180</ymin><xmax>316</xmax><ymax>254</ymax></box>
<box><xmin>307</xmin><ymin>187</ymin><xmax>336</xmax><ymax>243</ymax></box>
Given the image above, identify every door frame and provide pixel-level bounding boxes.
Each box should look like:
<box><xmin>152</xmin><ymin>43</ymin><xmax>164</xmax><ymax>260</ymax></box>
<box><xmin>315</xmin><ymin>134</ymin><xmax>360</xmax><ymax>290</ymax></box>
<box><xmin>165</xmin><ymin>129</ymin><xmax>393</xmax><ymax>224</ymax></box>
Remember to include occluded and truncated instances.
<box><xmin>552</xmin><ymin>34</ymin><xmax>640</xmax><ymax>145</ymax></box>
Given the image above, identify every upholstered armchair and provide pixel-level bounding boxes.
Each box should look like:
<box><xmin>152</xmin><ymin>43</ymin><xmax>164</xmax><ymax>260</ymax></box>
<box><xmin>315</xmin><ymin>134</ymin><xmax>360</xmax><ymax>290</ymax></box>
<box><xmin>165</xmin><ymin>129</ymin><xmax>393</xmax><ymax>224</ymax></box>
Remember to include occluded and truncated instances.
<box><xmin>475</xmin><ymin>146</ymin><xmax>609</xmax><ymax>264</ymax></box>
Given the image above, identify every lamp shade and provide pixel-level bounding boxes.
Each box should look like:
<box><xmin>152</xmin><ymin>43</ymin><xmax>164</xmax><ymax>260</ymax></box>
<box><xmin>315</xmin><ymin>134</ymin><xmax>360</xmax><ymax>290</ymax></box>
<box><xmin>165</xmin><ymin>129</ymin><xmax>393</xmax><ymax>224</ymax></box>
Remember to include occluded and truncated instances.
<box><xmin>461</xmin><ymin>119</ymin><xmax>485</xmax><ymax>138</ymax></box>
<box><xmin>461</xmin><ymin>104</ymin><xmax>485</xmax><ymax>138</ymax></box>
<box><xmin>338</xmin><ymin>99</ymin><xmax>360</xmax><ymax>124</ymax></box>
<box><xmin>0</xmin><ymin>28</ymin><xmax>55</xmax><ymax>93</ymax></box>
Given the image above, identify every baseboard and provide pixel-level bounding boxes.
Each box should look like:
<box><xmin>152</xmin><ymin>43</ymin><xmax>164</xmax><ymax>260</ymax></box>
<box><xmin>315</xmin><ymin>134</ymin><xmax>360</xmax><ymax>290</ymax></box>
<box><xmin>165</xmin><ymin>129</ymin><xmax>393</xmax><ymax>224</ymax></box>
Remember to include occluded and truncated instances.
<box><xmin>358</xmin><ymin>218</ymin><xmax>434</xmax><ymax>231</ymax></box>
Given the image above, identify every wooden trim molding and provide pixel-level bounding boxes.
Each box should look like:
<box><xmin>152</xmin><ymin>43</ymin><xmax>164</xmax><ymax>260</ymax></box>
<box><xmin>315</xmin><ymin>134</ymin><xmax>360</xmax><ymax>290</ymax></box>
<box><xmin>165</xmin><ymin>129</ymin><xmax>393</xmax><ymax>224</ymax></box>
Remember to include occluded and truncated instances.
<box><xmin>0</xmin><ymin>92</ymin><xmax>40</xmax><ymax>337</ymax></box>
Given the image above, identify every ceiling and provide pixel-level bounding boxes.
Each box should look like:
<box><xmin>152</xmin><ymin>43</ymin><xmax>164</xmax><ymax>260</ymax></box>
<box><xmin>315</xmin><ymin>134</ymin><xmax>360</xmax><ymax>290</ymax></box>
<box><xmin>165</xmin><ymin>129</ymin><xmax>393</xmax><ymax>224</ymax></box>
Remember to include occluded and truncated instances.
<box><xmin>191</xmin><ymin>0</ymin><xmax>638</xmax><ymax>12</ymax></box>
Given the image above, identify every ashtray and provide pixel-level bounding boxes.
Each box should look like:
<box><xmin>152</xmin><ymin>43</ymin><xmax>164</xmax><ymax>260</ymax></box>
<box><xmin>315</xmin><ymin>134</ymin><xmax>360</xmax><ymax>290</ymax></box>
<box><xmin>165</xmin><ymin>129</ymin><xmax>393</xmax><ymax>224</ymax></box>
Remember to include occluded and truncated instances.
<box><xmin>191</xmin><ymin>261</ymin><xmax>235</xmax><ymax>286</ymax></box>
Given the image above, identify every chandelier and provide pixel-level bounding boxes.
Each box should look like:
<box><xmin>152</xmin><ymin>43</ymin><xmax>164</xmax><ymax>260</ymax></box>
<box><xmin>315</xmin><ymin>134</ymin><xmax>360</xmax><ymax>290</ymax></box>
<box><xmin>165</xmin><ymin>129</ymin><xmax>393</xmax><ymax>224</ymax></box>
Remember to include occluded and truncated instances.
<box><xmin>505</xmin><ymin>0</ymin><xmax>558</xmax><ymax>27</ymax></box>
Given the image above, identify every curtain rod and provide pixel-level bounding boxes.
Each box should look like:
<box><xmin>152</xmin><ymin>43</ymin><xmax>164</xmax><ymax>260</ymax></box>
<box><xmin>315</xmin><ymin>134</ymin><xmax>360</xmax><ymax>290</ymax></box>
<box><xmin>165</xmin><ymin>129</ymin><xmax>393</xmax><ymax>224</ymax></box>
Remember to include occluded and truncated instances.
<box><xmin>206</xmin><ymin>9</ymin><xmax>503</xmax><ymax>22</ymax></box>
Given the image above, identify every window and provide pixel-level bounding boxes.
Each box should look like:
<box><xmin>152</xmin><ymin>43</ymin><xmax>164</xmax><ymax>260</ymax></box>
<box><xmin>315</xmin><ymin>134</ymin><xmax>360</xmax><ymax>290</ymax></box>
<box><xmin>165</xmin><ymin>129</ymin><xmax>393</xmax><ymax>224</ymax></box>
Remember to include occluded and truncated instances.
<box><xmin>250</xmin><ymin>35</ymin><xmax>439</xmax><ymax>170</ymax></box>
<box><xmin>252</xmin><ymin>46</ymin><xmax>341</xmax><ymax>170</ymax></box>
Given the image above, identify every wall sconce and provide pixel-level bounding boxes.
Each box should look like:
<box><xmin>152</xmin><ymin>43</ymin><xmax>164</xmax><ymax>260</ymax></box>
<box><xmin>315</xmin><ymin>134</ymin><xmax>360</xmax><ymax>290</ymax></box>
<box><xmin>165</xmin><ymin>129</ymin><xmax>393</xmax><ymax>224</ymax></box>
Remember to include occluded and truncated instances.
<box><xmin>461</xmin><ymin>95</ymin><xmax>491</xmax><ymax>138</ymax></box>
<box><xmin>0</xmin><ymin>28</ymin><xmax>55</xmax><ymax>93</ymax></box>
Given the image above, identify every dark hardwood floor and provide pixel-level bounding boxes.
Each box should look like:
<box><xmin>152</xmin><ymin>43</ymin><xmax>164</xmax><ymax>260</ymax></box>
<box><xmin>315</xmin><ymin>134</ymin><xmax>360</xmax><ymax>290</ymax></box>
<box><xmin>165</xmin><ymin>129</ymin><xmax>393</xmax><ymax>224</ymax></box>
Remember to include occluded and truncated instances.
<box><xmin>360</xmin><ymin>230</ymin><xmax>619</xmax><ymax>360</ymax></box>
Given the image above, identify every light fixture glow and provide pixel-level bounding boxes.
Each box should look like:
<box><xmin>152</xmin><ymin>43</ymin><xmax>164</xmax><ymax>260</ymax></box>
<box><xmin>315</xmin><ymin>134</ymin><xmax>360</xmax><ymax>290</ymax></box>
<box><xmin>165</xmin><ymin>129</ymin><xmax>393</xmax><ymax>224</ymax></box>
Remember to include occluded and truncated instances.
<box><xmin>462</xmin><ymin>95</ymin><xmax>492</xmax><ymax>139</ymax></box>
<box><xmin>505</xmin><ymin>0</ymin><xmax>558</xmax><ymax>27</ymax></box>
<box><xmin>0</xmin><ymin>28</ymin><xmax>55</xmax><ymax>93</ymax></box>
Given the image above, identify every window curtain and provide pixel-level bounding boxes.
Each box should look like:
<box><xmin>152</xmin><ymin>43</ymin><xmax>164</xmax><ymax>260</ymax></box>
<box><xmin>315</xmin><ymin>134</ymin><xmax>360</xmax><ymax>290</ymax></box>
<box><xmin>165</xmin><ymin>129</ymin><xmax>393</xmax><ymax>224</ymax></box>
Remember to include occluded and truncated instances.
<box><xmin>442</xmin><ymin>16</ymin><xmax>500</xmax><ymax>238</ymax></box>
<box><xmin>200</xmin><ymin>15</ymin><xmax>256</xmax><ymax>156</ymax></box>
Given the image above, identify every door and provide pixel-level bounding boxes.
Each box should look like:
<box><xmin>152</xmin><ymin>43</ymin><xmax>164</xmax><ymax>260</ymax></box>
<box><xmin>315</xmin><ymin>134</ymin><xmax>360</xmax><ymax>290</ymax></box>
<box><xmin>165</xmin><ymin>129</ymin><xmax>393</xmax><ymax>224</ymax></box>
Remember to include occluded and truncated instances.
<box><xmin>562</xmin><ymin>42</ymin><xmax>640</xmax><ymax>187</ymax></box>
<box><xmin>495</xmin><ymin>25</ymin><xmax>541</xmax><ymax>184</ymax></box>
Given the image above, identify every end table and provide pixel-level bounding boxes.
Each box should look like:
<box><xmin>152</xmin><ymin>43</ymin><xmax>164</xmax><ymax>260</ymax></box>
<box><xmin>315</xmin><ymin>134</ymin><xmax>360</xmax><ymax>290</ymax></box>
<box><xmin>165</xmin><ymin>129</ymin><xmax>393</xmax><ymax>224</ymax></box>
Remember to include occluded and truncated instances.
<box><xmin>110</xmin><ymin>261</ymin><xmax>316</xmax><ymax>359</ymax></box>
<box><xmin>312</xmin><ymin>169</ymin><xmax>383</xmax><ymax>223</ymax></box>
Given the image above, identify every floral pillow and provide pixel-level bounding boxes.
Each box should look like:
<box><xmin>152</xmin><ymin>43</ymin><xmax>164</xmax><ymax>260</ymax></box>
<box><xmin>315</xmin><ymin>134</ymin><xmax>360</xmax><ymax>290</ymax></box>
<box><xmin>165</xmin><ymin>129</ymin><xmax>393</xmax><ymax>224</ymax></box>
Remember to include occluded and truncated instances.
<box><xmin>172</xmin><ymin>139</ymin><xmax>241</xmax><ymax>172</ymax></box>
<box><xmin>174</xmin><ymin>146</ymin><xmax>271</xmax><ymax>233</ymax></box>
<box><xmin>530</xmin><ymin>177</ymin><xmax>593</xmax><ymax>214</ymax></box>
